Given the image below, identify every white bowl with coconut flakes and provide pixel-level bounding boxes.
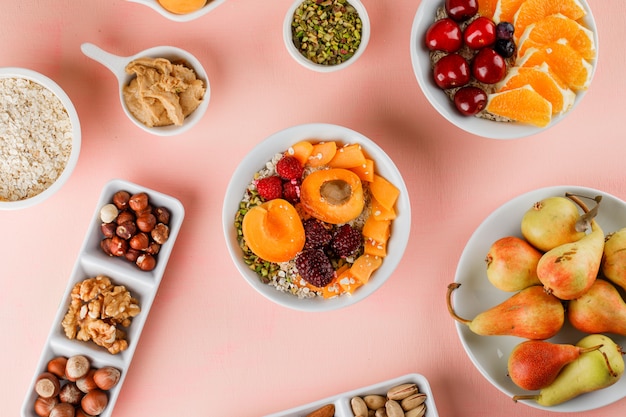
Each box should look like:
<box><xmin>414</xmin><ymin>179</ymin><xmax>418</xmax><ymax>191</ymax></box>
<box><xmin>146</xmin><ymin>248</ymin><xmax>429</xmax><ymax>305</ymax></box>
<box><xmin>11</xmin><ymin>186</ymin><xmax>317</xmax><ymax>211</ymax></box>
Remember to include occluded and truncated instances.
<box><xmin>0</xmin><ymin>67</ymin><xmax>81</xmax><ymax>209</ymax></box>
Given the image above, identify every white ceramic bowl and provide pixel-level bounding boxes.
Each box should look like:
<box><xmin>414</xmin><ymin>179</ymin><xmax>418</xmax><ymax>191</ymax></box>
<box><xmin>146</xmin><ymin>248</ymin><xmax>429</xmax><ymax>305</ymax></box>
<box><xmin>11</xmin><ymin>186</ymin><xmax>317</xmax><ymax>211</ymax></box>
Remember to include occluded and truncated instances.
<box><xmin>126</xmin><ymin>0</ymin><xmax>227</xmax><ymax>22</ymax></box>
<box><xmin>453</xmin><ymin>185</ymin><xmax>626</xmax><ymax>411</ymax></box>
<box><xmin>0</xmin><ymin>68</ymin><xmax>81</xmax><ymax>210</ymax></box>
<box><xmin>21</xmin><ymin>179</ymin><xmax>184</xmax><ymax>417</ymax></box>
<box><xmin>265</xmin><ymin>373</ymin><xmax>439</xmax><ymax>416</ymax></box>
<box><xmin>222</xmin><ymin>123</ymin><xmax>411</xmax><ymax>312</ymax></box>
<box><xmin>81</xmin><ymin>43</ymin><xmax>210</xmax><ymax>137</ymax></box>
<box><xmin>283</xmin><ymin>0</ymin><xmax>370</xmax><ymax>73</ymax></box>
<box><xmin>410</xmin><ymin>0</ymin><xmax>598</xmax><ymax>139</ymax></box>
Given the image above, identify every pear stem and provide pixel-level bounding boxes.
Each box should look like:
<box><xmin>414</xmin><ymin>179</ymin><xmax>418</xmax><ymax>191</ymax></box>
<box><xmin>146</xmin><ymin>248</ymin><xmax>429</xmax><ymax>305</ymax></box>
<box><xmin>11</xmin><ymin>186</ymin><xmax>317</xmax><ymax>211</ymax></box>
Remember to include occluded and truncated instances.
<box><xmin>446</xmin><ymin>283</ymin><xmax>471</xmax><ymax>325</ymax></box>
<box><xmin>579</xmin><ymin>344</ymin><xmax>603</xmax><ymax>354</ymax></box>
<box><xmin>601</xmin><ymin>350</ymin><xmax>618</xmax><ymax>378</ymax></box>
<box><xmin>512</xmin><ymin>394</ymin><xmax>538</xmax><ymax>403</ymax></box>
<box><xmin>566</xmin><ymin>193</ymin><xmax>602</xmax><ymax>232</ymax></box>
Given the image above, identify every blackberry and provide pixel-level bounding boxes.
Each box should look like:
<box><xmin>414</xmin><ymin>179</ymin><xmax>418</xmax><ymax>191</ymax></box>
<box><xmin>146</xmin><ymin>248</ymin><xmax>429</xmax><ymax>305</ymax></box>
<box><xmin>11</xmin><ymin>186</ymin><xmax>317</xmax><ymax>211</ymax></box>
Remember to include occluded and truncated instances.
<box><xmin>331</xmin><ymin>224</ymin><xmax>362</xmax><ymax>258</ymax></box>
<box><xmin>295</xmin><ymin>249</ymin><xmax>335</xmax><ymax>287</ymax></box>
<box><xmin>303</xmin><ymin>218</ymin><xmax>332</xmax><ymax>249</ymax></box>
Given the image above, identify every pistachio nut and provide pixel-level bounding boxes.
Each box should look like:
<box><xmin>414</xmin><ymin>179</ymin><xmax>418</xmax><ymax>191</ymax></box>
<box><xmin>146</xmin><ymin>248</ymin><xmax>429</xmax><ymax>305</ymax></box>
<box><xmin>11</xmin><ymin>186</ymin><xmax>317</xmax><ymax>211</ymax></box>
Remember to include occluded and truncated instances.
<box><xmin>374</xmin><ymin>407</ymin><xmax>388</xmax><ymax>417</ymax></box>
<box><xmin>351</xmin><ymin>396</ymin><xmax>369</xmax><ymax>417</ymax></box>
<box><xmin>387</xmin><ymin>383</ymin><xmax>418</xmax><ymax>400</ymax></box>
<box><xmin>404</xmin><ymin>403</ymin><xmax>426</xmax><ymax>417</ymax></box>
<box><xmin>385</xmin><ymin>400</ymin><xmax>404</xmax><ymax>417</ymax></box>
<box><xmin>363</xmin><ymin>394</ymin><xmax>386</xmax><ymax>411</ymax></box>
<box><xmin>401</xmin><ymin>393</ymin><xmax>427</xmax><ymax>411</ymax></box>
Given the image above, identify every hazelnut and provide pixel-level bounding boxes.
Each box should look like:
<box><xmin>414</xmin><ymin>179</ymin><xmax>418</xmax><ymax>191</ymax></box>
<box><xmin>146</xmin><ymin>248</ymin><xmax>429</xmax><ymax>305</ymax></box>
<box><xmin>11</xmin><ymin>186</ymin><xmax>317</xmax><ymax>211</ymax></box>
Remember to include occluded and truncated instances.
<box><xmin>81</xmin><ymin>390</ymin><xmax>108</xmax><ymax>416</ymax></box>
<box><xmin>136</xmin><ymin>253</ymin><xmax>156</xmax><ymax>271</ymax></box>
<box><xmin>116</xmin><ymin>221</ymin><xmax>137</xmax><ymax>240</ymax></box>
<box><xmin>74</xmin><ymin>409</ymin><xmax>92</xmax><ymax>417</ymax></box>
<box><xmin>100</xmin><ymin>238</ymin><xmax>113</xmax><ymax>256</ymax></box>
<box><xmin>47</xmin><ymin>356</ymin><xmax>68</xmax><ymax>379</ymax></box>
<box><xmin>115</xmin><ymin>210</ymin><xmax>135</xmax><ymax>225</ymax></box>
<box><xmin>35</xmin><ymin>372</ymin><xmax>61</xmax><ymax>398</ymax></box>
<box><xmin>93</xmin><ymin>366</ymin><xmax>121</xmax><ymax>391</ymax></box>
<box><xmin>129</xmin><ymin>233</ymin><xmax>150</xmax><ymax>251</ymax></box>
<box><xmin>100</xmin><ymin>222</ymin><xmax>116</xmax><ymax>238</ymax></box>
<box><xmin>154</xmin><ymin>206</ymin><xmax>171</xmax><ymax>224</ymax></box>
<box><xmin>145</xmin><ymin>241</ymin><xmax>161</xmax><ymax>255</ymax></box>
<box><xmin>128</xmin><ymin>192</ymin><xmax>149</xmax><ymax>212</ymax></box>
<box><xmin>136</xmin><ymin>213</ymin><xmax>157</xmax><ymax>232</ymax></box>
<box><xmin>99</xmin><ymin>203</ymin><xmax>119</xmax><ymax>224</ymax></box>
<box><xmin>59</xmin><ymin>382</ymin><xmax>83</xmax><ymax>405</ymax></box>
<box><xmin>125</xmin><ymin>248</ymin><xmax>141</xmax><ymax>263</ymax></box>
<box><xmin>112</xmin><ymin>190</ymin><xmax>131</xmax><ymax>210</ymax></box>
<box><xmin>65</xmin><ymin>355</ymin><xmax>90</xmax><ymax>381</ymax></box>
<box><xmin>109</xmin><ymin>236</ymin><xmax>128</xmax><ymax>257</ymax></box>
<box><xmin>151</xmin><ymin>223</ymin><xmax>169</xmax><ymax>244</ymax></box>
<box><xmin>49</xmin><ymin>402</ymin><xmax>75</xmax><ymax>417</ymax></box>
<box><xmin>76</xmin><ymin>368</ymin><xmax>98</xmax><ymax>393</ymax></box>
<box><xmin>34</xmin><ymin>395</ymin><xmax>59</xmax><ymax>417</ymax></box>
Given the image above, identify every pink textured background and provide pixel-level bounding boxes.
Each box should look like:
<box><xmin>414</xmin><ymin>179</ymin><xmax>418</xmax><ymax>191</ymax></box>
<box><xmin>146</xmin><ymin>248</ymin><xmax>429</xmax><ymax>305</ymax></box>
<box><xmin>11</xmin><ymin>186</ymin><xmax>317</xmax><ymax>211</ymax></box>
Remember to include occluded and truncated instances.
<box><xmin>2</xmin><ymin>0</ymin><xmax>626</xmax><ymax>416</ymax></box>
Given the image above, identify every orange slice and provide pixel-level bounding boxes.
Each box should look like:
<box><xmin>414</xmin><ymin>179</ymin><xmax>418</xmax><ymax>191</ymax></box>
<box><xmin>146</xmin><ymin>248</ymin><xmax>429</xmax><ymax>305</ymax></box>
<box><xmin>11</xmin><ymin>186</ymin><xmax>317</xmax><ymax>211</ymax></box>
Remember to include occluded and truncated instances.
<box><xmin>486</xmin><ymin>85</ymin><xmax>553</xmax><ymax>127</ymax></box>
<box><xmin>518</xmin><ymin>43</ymin><xmax>593</xmax><ymax>91</ymax></box>
<box><xmin>513</xmin><ymin>0</ymin><xmax>587</xmax><ymax>40</ymax></box>
<box><xmin>518</xmin><ymin>14</ymin><xmax>596</xmax><ymax>60</ymax></box>
<box><xmin>493</xmin><ymin>0</ymin><xmax>526</xmax><ymax>24</ymax></box>
<box><xmin>498</xmin><ymin>64</ymin><xmax>576</xmax><ymax>115</ymax></box>
<box><xmin>478</xmin><ymin>0</ymin><xmax>499</xmax><ymax>19</ymax></box>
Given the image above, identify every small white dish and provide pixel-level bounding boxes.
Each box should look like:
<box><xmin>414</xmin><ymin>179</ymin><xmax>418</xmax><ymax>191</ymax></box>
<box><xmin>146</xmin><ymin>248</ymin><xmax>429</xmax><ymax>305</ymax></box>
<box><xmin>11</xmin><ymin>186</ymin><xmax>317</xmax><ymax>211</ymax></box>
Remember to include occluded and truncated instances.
<box><xmin>453</xmin><ymin>185</ymin><xmax>626</xmax><ymax>411</ymax></box>
<box><xmin>222</xmin><ymin>123</ymin><xmax>411</xmax><ymax>312</ymax></box>
<box><xmin>0</xmin><ymin>68</ymin><xmax>81</xmax><ymax>210</ymax></box>
<box><xmin>21</xmin><ymin>179</ymin><xmax>184</xmax><ymax>417</ymax></box>
<box><xmin>409</xmin><ymin>0</ymin><xmax>598</xmax><ymax>139</ymax></box>
<box><xmin>265</xmin><ymin>373</ymin><xmax>439</xmax><ymax>417</ymax></box>
<box><xmin>126</xmin><ymin>0</ymin><xmax>227</xmax><ymax>22</ymax></box>
<box><xmin>81</xmin><ymin>43</ymin><xmax>210</xmax><ymax>136</ymax></box>
<box><xmin>283</xmin><ymin>0</ymin><xmax>370</xmax><ymax>73</ymax></box>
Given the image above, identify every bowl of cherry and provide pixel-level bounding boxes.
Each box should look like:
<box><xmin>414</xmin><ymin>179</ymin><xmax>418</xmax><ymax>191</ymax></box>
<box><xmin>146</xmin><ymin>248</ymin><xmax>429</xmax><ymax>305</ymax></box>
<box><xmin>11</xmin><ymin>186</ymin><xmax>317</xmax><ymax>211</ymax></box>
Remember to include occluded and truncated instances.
<box><xmin>410</xmin><ymin>0</ymin><xmax>598</xmax><ymax>139</ymax></box>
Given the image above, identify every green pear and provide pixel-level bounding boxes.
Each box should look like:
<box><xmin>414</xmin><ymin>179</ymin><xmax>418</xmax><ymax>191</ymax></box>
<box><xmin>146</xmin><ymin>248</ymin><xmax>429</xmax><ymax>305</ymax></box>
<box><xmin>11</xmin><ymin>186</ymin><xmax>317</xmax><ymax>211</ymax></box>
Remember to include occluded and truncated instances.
<box><xmin>521</xmin><ymin>196</ymin><xmax>586</xmax><ymax>252</ymax></box>
<box><xmin>568</xmin><ymin>279</ymin><xmax>626</xmax><ymax>336</ymax></box>
<box><xmin>513</xmin><ymin>334</ymin><xmax>624</xmax><ymax>406</ymax></box>
<box><xmin>485</xmin><ymin>236</ymin><xmax>542</xmax><ymax>292</ymax></box>
<box><xmin>602</xmin><ymin>227</ymin><xmax>626</xmax><ymax>291</ymax></box>
<box><xmin>536</xmin><ymin>219</ymin><xmax>604</xmax><ymax>300</ymax></box>
<box><xmin>447</xmin><ymin>284</ymin><xmax>564</xmax><ymax>339</ymax></box>
<box><xmin>508</xmin><ymin>340</ymin><xmax>603</xmax><ymax>391</ymax></box>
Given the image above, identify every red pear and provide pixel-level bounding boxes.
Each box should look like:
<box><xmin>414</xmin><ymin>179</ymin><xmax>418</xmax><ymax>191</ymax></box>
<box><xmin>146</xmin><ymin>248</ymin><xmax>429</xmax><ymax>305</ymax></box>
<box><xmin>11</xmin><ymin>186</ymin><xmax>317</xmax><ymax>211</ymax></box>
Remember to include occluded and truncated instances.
<box><xmin>568</xmin><ymin>279</ymin><xmax>626</xmax><ymax>336</ymax></box>
<box><xmin>485</xmin><ymin>236</ymin><xmax>542</xmax><ymax>292</ymax></box>
<box><xmin>602</xmin><ymin>227</ymin><xmax>626</xmax><ymax>291</ymax></box>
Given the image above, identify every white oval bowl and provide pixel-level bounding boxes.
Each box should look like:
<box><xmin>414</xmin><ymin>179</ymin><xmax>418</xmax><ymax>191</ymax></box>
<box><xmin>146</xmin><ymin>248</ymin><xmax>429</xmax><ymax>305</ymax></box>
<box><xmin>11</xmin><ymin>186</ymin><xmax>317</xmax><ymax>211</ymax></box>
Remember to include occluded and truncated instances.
<box><xmin>126</xmin><ymin>0</ymin><xmax>227</xmax><ymax>22</ymax></box>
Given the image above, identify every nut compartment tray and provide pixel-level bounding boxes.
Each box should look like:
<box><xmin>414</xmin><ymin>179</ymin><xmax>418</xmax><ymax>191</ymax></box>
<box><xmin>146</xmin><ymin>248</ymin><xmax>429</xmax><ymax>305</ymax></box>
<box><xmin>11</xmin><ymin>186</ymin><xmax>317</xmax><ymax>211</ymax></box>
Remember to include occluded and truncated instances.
<box><xmin>21</xmin><ymin>179</ymin><xmax>184</xmax><ymax>417</ymax></box>
<box><xmin>265</xmin><ymin>373</ymin><xmax>439</xmax><ymax>417</ymax></box>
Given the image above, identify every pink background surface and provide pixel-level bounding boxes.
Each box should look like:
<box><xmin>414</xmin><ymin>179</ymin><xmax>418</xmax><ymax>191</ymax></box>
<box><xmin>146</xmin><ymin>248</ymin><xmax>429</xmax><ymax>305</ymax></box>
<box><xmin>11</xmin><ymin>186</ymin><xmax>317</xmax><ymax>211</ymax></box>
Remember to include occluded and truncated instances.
<box><xmin>2</xmin><ymin>0</ymin><xmax>626</xmax><ymax>416</ymax></box>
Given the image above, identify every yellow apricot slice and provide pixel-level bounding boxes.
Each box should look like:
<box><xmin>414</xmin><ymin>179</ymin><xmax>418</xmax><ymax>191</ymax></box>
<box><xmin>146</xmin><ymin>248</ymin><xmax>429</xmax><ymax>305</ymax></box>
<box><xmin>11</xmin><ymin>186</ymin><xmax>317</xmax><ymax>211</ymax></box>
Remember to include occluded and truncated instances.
<box><xmin>242</xmin><ymin>199</ymin><xmax>305</xmax><ymax>263</ymax></box>
<box><xmin>371</xmin><ymin>198</ymin><xmax>397</xmax><ymax>221</ymax></box>
<box><xmin>300</xmin><ymin>168</ymin><xmax>365</xmax><ymax>224</ymax></box>
<box><xmin>369</xmin><ymin>174</ymin><xmax>400</xmax><ymax>211</ymax></box>
<box><xmin>336</xmin><ymin>268</ymin><xmax>363</xmax><ymax>294</ymax></box>
<box><xmin>158</xmin><ymin>0</ymin><xmax>207</xmax><ymax>14</ymax></box>
<box><xmin>350</xmin><ymin>254</ymin><xmax>383</xmax><ymax>284</ymax></box>
<box><xmin>362</xmin><ymin>217</ymin><xmax>391</xmax><ymax>244</ymax></box>
<box><xmin>328</xmin><ymin>143</ymin><xmax>367</xmax><ymax>169</ymax></box>
<box><xmin>287</xmin><ymin>140</ymin><xmax>314</xmax><ymax>165</ymax></box>
<box><xmin>349</xmin><ymin>158</ymin><xmax>375</xmax><ymax>182</ymax></box>
<box><xmin>307</xmin><ymin>141</ymin><xmax>337</xmax><ymax>167</ymax></box>
<box><xmin>364</xmin><ymin>237</ymin><xmax>387</xmax><ymax>257</ymax></box>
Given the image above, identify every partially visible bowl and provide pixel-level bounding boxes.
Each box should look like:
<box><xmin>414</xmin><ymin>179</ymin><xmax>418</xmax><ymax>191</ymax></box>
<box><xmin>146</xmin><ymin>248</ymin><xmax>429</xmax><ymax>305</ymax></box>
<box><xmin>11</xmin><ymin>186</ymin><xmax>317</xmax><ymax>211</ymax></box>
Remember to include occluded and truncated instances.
<box><xmin>410</xmin><ymin>0</ymin><xmax>598</xmax><ymax>139</ymax></box>
<box><xmin>283</xmin><ymin>0</ymin><xmax>370</xmax><ymax>73</ymax></box>
<box><xmin>126</xmin><ymin>0</ymin><xmax>227</xmax><ymax>22</ymax></box>
<box><xmin>222</xmin><ymin>123</ymin><xmax>410</xmax><ymax>312</ymax></box>
<box><xmin>0</xmin><ymin>68</ymin><xmax>81</xmax><ymax>210</ymax></box>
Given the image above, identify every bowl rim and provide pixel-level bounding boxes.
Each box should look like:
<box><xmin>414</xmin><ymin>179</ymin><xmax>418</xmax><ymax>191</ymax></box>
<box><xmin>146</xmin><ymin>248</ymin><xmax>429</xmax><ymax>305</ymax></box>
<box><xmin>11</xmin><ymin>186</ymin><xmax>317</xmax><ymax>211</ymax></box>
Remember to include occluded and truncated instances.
<box><xmin>222</xmin><ymin>122</ymin><xmax>411</xmax><ymax>312</ymax></box>
<box><xmin>125</xmin><ymin>0</ymin><xmax>228</xmax><ymax>22</ymax></box>
<box><xmin>409</xmin><ymin>0</ymin><xmax>599</xmax><ymax>139</ymax></box>
<box><xmin>0</xmin><ymin>67</ymin><xmax>81</xmax><ymax>210</ymax></box>
<box><xmin>283</xmin><ymin>0</ymin><xmax>371</xmax><ymax>73</ymax></box>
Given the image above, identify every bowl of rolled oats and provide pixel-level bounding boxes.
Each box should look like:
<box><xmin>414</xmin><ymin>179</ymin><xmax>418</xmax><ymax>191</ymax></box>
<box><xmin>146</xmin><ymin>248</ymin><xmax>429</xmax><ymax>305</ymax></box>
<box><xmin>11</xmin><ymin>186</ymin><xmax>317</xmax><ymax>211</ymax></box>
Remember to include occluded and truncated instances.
<box><xmin>283</xmin><ymin>0</ymin><xmax>370</xmax><ymax>73</ymax></box>
<box><xmin>0</xmin><ymin>67</ymin><xmax>81</xmax><ymax>209</ymax></box>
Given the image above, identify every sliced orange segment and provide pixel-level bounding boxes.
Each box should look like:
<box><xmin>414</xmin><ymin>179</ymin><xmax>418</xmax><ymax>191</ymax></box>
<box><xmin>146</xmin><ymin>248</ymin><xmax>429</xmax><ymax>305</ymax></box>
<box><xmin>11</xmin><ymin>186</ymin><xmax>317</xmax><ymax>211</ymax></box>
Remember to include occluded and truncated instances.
<box><xmin>498</xmin><ymin>64</ymin><xmax>576</xmax><ymax>115</ymax></box>
<box><xmin>478</xmin><ymin>0</ymin><xmax>498</xmax><ymax>19</ymax></box>
<box><xmin>518</xmin><ymin>14</ymin><xmax>596</xmax><ymax>60</ymax></box>
<box><xmin>518</xmin><ymin>43</ymin><xmax>593</xmax><ymax>91</ymax></box>
<box><xmin>493</xmin><ymin>0</ymin><xmax>526</xmax><ymax>24</ymax></box>
<box><xmin>486</xmin><ymin>85</ymin><xmax>553</xmax><ymax>127</ymax></box>
<box><xmin>513</xmin><ymin>0</ymin><xmax>587</xmax><ymax>40</ymax></box>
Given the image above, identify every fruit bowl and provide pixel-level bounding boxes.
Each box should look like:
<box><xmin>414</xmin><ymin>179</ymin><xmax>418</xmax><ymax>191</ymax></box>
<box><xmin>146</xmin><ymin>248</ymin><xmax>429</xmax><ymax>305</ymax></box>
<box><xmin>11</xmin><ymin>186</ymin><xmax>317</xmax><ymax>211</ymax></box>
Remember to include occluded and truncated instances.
<box><xmin>125</xmin><ymin>0</ymin><xmax>227</xmax><ymax>22</ymax></box>
<box><xmin>222</xmin><ymin>123</ymin><xmax>411</xmax><ymax>312</ymax></box>
<box><xmin>453</xmin><ymin>185</ymin><xmax>626</xmax><ymax>411</ymax></box>
<box><xmin>410</xmin><ymin>0</ymin><xmax>598</xmax><ymax>139</ymax></box>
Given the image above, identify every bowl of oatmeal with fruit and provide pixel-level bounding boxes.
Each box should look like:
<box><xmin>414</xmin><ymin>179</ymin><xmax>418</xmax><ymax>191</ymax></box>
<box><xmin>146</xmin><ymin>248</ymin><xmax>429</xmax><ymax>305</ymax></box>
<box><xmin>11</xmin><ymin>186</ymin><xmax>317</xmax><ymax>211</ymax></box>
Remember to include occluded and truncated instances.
<box><xmin>222</xmin><ymin>123</ymin><xmax>411</xmax><ymax>312</ymax></box>
<box><xmin>0</xmin><ymin>67</ymin><xmax>81</xmax><ymax>209</ymax></box>
<box><xmin>410</xmin><ymin>0</ymin><xmax>598</xmax><ymax>139</ymax></box>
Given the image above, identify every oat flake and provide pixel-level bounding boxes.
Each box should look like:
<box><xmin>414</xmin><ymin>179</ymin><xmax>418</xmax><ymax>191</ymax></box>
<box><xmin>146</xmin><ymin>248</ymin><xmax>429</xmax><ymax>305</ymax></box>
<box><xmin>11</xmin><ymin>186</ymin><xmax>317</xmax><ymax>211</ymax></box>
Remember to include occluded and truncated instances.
<box><xmin>0</xmin><ymin>77</ymin><xmax>73</xmax><ymax>201</ymax></box>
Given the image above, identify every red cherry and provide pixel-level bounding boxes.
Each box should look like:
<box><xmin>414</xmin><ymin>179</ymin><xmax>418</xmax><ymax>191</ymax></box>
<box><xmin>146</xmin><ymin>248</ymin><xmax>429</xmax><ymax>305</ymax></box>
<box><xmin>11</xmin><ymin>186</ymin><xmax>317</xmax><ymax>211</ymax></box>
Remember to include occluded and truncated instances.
<box><xmin>454</xmin><ymin>86</ymin><xmax>488</xmax><ymax>116</ymax></box>
<box><xmin>425</xmin><ymin>18</ymin><xmax>462</xmax><ymax>53</ymax></box>
<box><xmin>433</xmin><ymin>53</ymin><xmax>470</xmax><ymax>89</ymax></box>
<box><xmin>472</xmin><ymin>47</ymin><xmax>506</xmax><ymax>84</ymax></box>
<box><xmin>445</xmin><ymin>0</ymin><xmax>478</xmax><ymax>21</ymax></box>
<box><xmin>464</xmin><ymin>16</ymin><xmax>497</xmax><ymax>49</ymax></box>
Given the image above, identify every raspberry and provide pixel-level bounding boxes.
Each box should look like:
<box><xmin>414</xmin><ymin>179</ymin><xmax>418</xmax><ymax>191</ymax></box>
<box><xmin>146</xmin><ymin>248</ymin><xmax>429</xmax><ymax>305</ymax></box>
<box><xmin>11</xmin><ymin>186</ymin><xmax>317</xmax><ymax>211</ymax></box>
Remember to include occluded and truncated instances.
<box><xmin>303</xmin><ymin>218</ymin><xmax>332</xmax><ymax>249</ymax></box>
<box><xmin>255</xmin><ymin>176</ymin><xmax>283</xmax><ymax>201</ymax></box>
<box><xmin>295</xmin><ymin>249</ymin><xmax>335</xmax><ymax>287</ymax></box>
<box><xmin>283</xmin><ymin>180</ymin><xmax>301</xmax><ymax>205</ymax></box>
<box><xmin>276</xmin><ymin>155</ymin><xmax>303</xmax><ymax>180</ymax></box>
<box><xmin>330</xmin><ymin>224</ymin><xmax>362</xmax><ymax>258</ymax></box>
